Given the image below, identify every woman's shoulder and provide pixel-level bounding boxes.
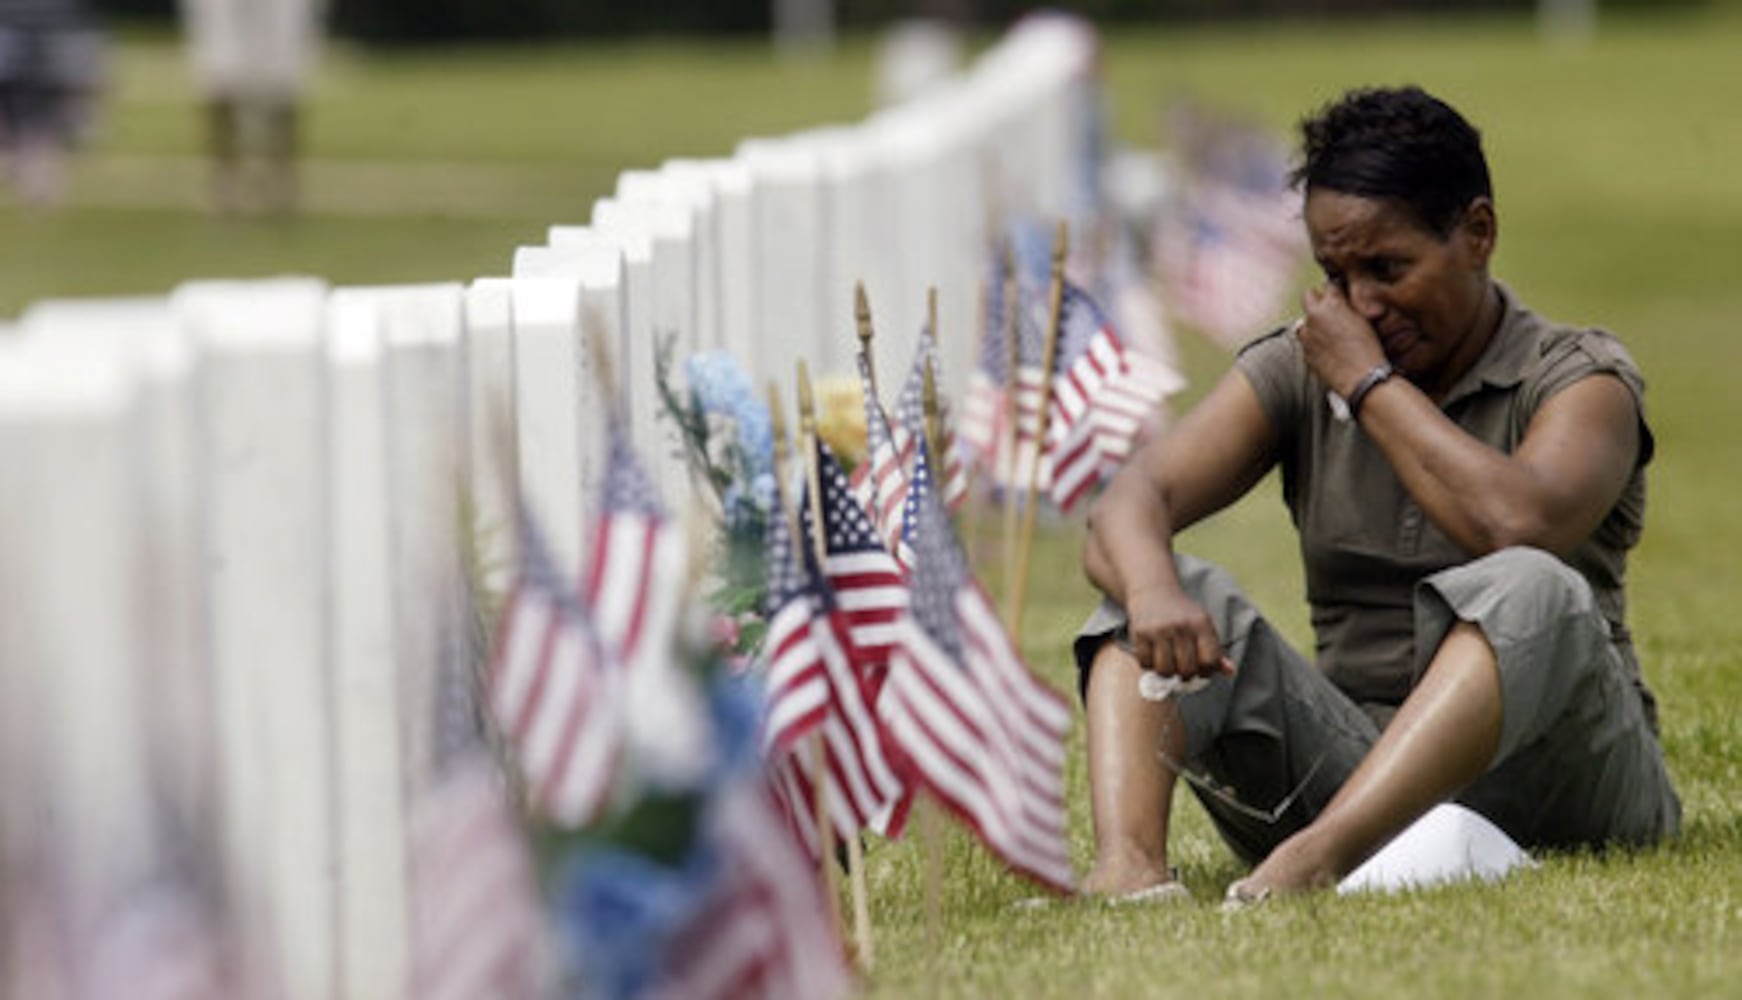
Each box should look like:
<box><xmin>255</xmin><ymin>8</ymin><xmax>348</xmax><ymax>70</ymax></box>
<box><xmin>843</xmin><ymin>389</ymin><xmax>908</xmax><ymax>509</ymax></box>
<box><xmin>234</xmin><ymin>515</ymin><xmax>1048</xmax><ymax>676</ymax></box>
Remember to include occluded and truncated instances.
<box><xmin>1500</xmin><ymin>290</ymin><xmax>1646</xmax><ymax>397</ymax></box>
<box><xmin>1523</xmin><ymin>318</ymin><xmax>1646</xmax><ymax>396</ymax></box>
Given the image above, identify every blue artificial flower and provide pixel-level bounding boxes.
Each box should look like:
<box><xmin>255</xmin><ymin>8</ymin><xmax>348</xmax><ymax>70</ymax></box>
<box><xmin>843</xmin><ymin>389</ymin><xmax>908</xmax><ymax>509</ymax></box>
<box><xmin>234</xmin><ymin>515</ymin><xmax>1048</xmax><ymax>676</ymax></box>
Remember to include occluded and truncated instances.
<box><xmin>684</xmin><ymin>349</ymin><xmax>773</xmax><ymax>485</ymax></box>
<box><xmin>683</xmin><ymin>351</ymin><xmax>751</xmax><ymax>420</ymax></box>
<box><xmin>705</xmin><ymin>671</ymin><xmax>766</xmax><ymax>781</ymax></box>
<box><xmin>736</xmin><ymin>404</ymin><xmax>774</xmax><ymax>479</ymax></box>
<box><xmin>749</xmin><ymin>473</ymin><xmax>776</xmax><ymax>514</ymax></box>
<box><xmin>554</xmin><ymin>842</ymin><xmax>720</xmax><ymax>1000</ymax></box>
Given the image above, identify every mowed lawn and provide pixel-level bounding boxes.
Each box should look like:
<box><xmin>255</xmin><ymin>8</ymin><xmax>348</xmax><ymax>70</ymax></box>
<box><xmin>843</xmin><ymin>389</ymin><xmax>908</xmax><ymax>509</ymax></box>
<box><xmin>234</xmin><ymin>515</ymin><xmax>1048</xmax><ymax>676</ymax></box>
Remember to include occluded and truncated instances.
<box><xmin>6</xmin><ymin>9</ymin><xmax>1741</xmax><ymax>998</ymax></box>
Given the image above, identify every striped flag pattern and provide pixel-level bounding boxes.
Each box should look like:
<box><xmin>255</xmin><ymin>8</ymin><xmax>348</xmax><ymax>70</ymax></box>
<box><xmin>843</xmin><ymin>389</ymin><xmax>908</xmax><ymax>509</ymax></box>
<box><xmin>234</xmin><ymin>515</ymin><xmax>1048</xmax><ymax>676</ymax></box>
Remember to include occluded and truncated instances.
<box><xmin>416</xmin><ymin>593</ymin><xmax>544</xmax><ymax>1000</ymax></box>
<box><xmin>410</xmin><ymin>758</ymin><xmax>544</xmax><ymax>1000</ymax></box>
<box><xmin>960</xmin><ymin>252</ymin><xmax>1028</xmax><ymax>475</ymax></box>
<box><xmin>491</xmin><ymin>420</ymin><xmax>685</xmax><ymax>828</ymax></box>
<box><xmin>1044</xmin><ymin>282</ymin><xmax>1178</xmax><ymax>510</ymax></box>
<box><xmin>759</xmin><ymin>487</ymin><xmax>831</xmax><ymax>756</ymax></box>
<box><xmin>890</xmin><ymin>325</ymin><xmax>969</xmax><ymax>514</ymax></box>
<box><xmin>847</xmin><ymin>352</ymin><xmax>912</xmax><ymax>562</ymax></box>
<box><xmin>1156</xmin><ymin>184</ymin><xmax>1304</xmax><ymax>350</ymax></box>
<box><xmin>965</xmin><ymin>252</ymin><xmax>1180</xmax><ymax>511</ymax></box>
<box><xmin>760</xmin><ymin>469</ymin><xmax>908</xmax><ymax>855</ymax></box>
<box><xmin>876</xmin><ymin>484</ymin><xmax>1076</xmax><ymax>893</ymax></box>
<box><xmin>490</xmin><ymin>505</ymin><xmax>626</xmax><ymax>826</ymax></box>
<box><xmin>85</xmin><ymin>880</ymin><xmax>231</xmax><ymax>1000</ymax></box>
<box><xmin>763</xmin><ymin>598</ymin><xmax>907</xmax><ymax>857</ymax></box>
<box><xmin>652</xmin><ymin>781</ymin><xmax>853</xmax><ymax>1000</ymax></box>
<box><xmin>802</xmin><ymin>439</ymin><xmax>908</xmax><ymax>676</ymax></box>
<box><xmin>581</xmin><ymin>420</ymin><xmax>687</xmax><ymax>674</ymax></box>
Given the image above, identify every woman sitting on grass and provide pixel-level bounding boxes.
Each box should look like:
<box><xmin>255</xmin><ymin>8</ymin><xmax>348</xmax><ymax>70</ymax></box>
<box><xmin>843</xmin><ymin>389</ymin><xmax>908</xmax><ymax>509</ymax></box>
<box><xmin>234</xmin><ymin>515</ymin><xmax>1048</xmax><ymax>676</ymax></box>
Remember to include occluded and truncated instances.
<box><xmin>1076</xmin><ymin>84</ymin><xmax>1680</xmax><ymax>904</ymax></box>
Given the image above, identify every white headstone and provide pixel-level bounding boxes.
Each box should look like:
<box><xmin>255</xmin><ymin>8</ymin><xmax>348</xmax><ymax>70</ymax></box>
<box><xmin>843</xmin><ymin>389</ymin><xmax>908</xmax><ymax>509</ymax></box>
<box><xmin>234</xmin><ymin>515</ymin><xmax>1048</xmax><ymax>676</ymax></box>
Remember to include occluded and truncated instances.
<box><xmin>464</xmin><ymin>278</ymin><xmax>520</xmax><ymax>597</ymax></box>
<box><xmin>651</xmin><ymin>161</ymin><xmax>725</xmax><ymax>351</ymax></box>
<box><xmin>18</xmin><ymin>299</ymin><xmax>217</xmax><ymax>836</ymax></box>
<box><xmin>585</xmin><ymin>200</ymin><xmax>684</xmax><ymax>500</ymax></box>
<box><xmin>737</xmin><ymin>138</ymin><xmax>834</xmax><ymax>376</ymax></box>
<box><xmin>377</xmin><ymin>283</ymin><xmax>470</xmax><ymax>777</ymax></box>
<box><xmin>578</xmin><ymin>204</ymin><xmax>653</xmax><ymax>407</ymax></box>
<box><xmin>615</xmin><ymin>169</ymin><xmax>701</xmax><ymax>357</ymax></box>
<box><xmin>175</xmin><ymin>277</ymin><xmax>336</xmax><ymax>999</ymax></box>
<box><xmin>812</xmin><ymin>125</ymin><xmax>897</xmax><ymax>384</ymax></box>
<box><xmin>679</xmin><ymin>159</ymin><xmax>758</xmax><ymax>381</ymax></box>
<box><xmin>324</xmin><ymin>288</ymin><xmax>411</xmax><ymax>1000</ymax></box>
<box><xmin>0</xmin><ymin>344</ymin><xmax>155</xmax><ymax>941</ymax></box>
<box><xmin>917</xmin><ymin>98</ymin><xmax>989</xmax><ymax>395</ymax></box>
<box><xmin>510</xmin><ymin>276</ymin><xmax>591</xmax><ymax>569</ymax></box>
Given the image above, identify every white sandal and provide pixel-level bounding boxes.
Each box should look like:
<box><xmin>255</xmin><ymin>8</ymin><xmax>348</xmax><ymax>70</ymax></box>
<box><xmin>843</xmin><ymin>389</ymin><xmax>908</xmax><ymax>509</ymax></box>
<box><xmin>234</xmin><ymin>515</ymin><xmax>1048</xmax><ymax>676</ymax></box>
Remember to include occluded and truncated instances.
<box><xmin>1220</xmin><ymin>879</ymin><xmax>1272</xmax><ymax>912</ymax></box>
<box><xmin>1108</xmin><ymin>880</ymin><xmax>1193</xmax><ymax>906</ymax></box>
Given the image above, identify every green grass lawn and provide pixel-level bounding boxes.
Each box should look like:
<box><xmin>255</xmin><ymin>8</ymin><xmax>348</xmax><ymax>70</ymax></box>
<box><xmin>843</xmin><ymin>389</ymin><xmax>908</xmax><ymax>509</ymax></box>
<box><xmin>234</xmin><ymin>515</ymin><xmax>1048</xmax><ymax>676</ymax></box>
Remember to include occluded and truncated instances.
<box><xmin>6</xmin><ymin>9</ymin><xmax>1740</xmax><ymax>997</ymax></box>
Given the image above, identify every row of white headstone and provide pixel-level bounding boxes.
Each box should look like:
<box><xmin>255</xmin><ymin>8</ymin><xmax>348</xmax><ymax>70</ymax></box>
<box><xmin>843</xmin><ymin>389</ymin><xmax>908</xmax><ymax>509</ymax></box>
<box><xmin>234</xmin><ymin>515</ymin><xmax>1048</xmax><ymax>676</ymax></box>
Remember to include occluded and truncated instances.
<box><xmin>0</xmin><ymin>15</ymin><xmax>1102</xmax><ymax>1000</ymax></box>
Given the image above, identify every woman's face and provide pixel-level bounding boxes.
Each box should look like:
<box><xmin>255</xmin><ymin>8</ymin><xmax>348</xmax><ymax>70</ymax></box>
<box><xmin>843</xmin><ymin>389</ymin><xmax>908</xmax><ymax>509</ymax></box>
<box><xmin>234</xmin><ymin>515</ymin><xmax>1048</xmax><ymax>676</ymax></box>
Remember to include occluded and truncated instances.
<box><xmin>1303</xmin><ymin>188</ymin><xmax>1497</xmax><ymax>390</ymax></box>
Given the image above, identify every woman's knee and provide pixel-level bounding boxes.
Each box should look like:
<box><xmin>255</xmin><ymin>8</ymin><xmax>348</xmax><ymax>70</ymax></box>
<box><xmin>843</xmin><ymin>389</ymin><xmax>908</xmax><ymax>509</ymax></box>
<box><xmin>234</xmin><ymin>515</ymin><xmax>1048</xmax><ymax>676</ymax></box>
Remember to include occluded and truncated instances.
<box><xmin>1430</xmin><ymin>546</ymin><xmax>1598</xmax><ymax>628</ymax></box>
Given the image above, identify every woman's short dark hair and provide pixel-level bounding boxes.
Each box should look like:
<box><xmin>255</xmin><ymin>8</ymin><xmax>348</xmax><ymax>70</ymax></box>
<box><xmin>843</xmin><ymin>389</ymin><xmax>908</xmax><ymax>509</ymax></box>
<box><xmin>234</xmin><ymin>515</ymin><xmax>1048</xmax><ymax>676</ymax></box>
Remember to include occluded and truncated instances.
<box><xmin>1291</xmin><ymin>85</ymin><xmax>1492</xmax><ymax>238</ymax></box>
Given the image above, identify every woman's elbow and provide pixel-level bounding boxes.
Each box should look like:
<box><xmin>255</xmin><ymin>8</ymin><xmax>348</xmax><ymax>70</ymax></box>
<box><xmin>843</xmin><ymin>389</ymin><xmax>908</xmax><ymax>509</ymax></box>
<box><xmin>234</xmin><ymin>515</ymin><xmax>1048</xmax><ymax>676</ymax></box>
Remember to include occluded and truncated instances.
<box><xmin>1466</xmin><ymin>505</ymin><xmax>1569</xmax><ymax>558</ymax></box>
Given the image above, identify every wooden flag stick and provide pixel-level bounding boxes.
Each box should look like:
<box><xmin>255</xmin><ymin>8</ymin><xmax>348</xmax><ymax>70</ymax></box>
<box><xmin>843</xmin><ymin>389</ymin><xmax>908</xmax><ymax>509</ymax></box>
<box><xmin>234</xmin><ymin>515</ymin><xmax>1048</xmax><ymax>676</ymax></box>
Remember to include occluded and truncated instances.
<box><xmin>767</xmin><ymin>381</ymin><xmax>801</xmax><ymax>572</ymax></box>
<box><xmin>1007</xmin><ymin>220</ymin><xmax>1068</xmax><ymax>639</ymax></box>
<box><xmin>998</xmin><ymin>239</ymin><xmax>1023</xmax><ymax>609</ymax></box>
<box><xmin>916</xmin><ymin>354</ymin><xmax>950</xmax><ymax>967</ymax></box>
<box><xmin>835</xmin><ymin>359</ymin><xmax>879</xmax><ymax>974</ymax></box>
<box><xmin>796</xmin><ymin>360</ymin><xmax>877</xmax><ymax>971</ymax></box>
<box><xmin>794</xmin><ymin>363</ymin><xmax>844</xmax><ymax>945</ymax></box>
<box><xmin>855</xmin><ymin>282</ymin><xmax>880</xmax><ymax>406</ymax></box>
<box><xmin>846</xmin><ymin>819</ymin><xmax>874</xmax><ymax>972</ymax></box>
<box><xmin>796</xmin><ymin>361</ymin><xmax>829</xmax><ymax>577</ymax></box>
<box><xmin>921</xmin><ymin>790</ymin><xmax>945</xmax><ymax>969</ymax></box>
<box><xmin>809</xmin><ymin>735</ymin><xmax>843</xmax><ymax>947</ymax></box>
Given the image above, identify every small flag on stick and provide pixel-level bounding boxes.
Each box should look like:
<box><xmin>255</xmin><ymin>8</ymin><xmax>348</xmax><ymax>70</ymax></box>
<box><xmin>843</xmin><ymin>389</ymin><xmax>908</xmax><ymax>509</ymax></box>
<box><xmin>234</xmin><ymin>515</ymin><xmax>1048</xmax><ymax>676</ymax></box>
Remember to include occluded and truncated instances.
<box><xmin>490</xmin><ymin>502</ymin><xmax>626</xmax><ymax>826</ymax></box>
<box><xmin>416</xmin><ymin>605</ymin><xmax>545</xmax><ymax>1000</ymax></box>
<box><xmin>877</xmin><ymin>484</ymin><xmax>1076</xmax><ymax>894</ymax></box>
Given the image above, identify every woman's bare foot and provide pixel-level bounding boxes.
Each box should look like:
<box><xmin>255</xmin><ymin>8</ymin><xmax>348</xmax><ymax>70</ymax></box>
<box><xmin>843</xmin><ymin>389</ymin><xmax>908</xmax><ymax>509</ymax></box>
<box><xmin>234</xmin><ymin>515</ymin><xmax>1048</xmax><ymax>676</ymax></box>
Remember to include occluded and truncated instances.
<box><xmin>1082</xmin><ymin>847</ymin><xmax>1178</xmax><ymax>899</ymax></box>
<box><xmin>1228</xmin><ymin>828</ymin><xmax>1343</xmax><ymax>901</ymax></box>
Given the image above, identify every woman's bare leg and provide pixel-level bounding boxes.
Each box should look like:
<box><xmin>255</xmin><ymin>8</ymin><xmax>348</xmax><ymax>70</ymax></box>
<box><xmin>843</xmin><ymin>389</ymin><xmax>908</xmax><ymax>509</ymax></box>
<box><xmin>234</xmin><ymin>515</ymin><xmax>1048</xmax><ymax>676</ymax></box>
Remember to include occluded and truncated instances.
<box><xmin>1235</xmin><ymin>622</ymin><xmax>1504</xmax><ymax>895</ymax></box>
<box><xmin>1082</xmin><ymin>641</ymin><xmax>1186</xmax><ymax>895</ymax></box>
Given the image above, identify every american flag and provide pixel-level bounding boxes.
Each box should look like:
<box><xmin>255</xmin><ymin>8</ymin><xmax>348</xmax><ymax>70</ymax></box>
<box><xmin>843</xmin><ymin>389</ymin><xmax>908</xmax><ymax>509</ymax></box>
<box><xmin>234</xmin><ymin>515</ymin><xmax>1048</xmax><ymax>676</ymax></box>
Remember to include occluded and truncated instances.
<box><xmin>763</xmin><ymin>600</ymin><xmax>908</xmax><ymax>853</ymax></box>
<box><xmin>960</xmin><ymin>251</ymin><xmax>1019</xmax><ymax>473</ymax></box>
<box><xmin>84</xmin><ymin>877</ymin><xmax>232</xmax><ymax>1000</ymax></box>
<box><xmin>898</xmin><ymin>435</ymin><xmax>933</xmax><ymax>556</ymax></box>
<box><xmin>889</xmin><ymin>325</ymin><xmax>968</xmax><ymax>515</ymax></box>
<box><xmin>490</xmin><ymin>503</ymin><xmax>626</xmax><ymax>826</ymax></box>
<box><xmin>651</xmin><ymin>780</ymin><xmax>853</xmax><ymax>1000</ymax></box>
<box><xmin>410</xmin><ymin>758</ymin><xmax>544</xmax><ymax>1000</ymax></box>
<box><xmin>759</xmin><ymin>488</ymin><xmax>830</xmax><ymax>756</ymax></box>
<box><xmin>801</xmin><ymin>439</ymin><xmax>908</xmax><ymax>678</ymax></box>
<box><xmin>963</xmin><ymin>260</ymin><xmax>1055</xmax><ymax>496</ymax></box>
<box><xmin>1043</xmin><ymin>281</ymin><xmax>1176</xmax><ymax>510</ymax></box>
<box><xmin>875</xmin><ymin>485</ymin><xmax>1076</xmax><ymax>893</ymax></box>
<box><xmin>846</xmin><ymin>352</ymin><xmax>911</xmax><ymax>562</ymax></box>
<box><xmin>1155</xmin><ymin>183</ymin><xmax>1304</xmax><ymax>350</ymax></box>
<box><xmin>581</xmin><ymin>420</ymin><xmax>687</xmax><ymax>675</ymax></box>
<box><xmin>762</xmin><ymin>464</ymin><xmax>908</xmax><ymax>853</ymax></box>
<box><xmin>962</xmin><ymin>255</ymin><xmax>1097</xmax><ymax>506</ymax></box>
<box><xmin>415</xmin><ymin>615</ymin><xmax>545</xmax><ymax>1000</ymax></box>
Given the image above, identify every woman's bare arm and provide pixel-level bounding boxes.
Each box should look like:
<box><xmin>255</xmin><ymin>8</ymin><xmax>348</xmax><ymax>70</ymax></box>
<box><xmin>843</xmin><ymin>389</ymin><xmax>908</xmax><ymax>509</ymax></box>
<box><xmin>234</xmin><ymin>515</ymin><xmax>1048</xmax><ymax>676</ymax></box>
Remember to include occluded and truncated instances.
<box><xmin>1084</xmin><ymin>365</ymin><xmax>1278</xmax><ymax>678</ymax></box>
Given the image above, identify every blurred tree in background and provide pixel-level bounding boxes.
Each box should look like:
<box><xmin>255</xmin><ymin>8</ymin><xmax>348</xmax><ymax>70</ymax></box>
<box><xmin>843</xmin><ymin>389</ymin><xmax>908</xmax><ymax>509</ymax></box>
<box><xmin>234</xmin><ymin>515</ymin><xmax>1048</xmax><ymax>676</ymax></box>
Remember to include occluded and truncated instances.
<box><xmin>92</xmin><ymin>0</ymin><xmax>1710</xmax><ymax>43</ymax></box>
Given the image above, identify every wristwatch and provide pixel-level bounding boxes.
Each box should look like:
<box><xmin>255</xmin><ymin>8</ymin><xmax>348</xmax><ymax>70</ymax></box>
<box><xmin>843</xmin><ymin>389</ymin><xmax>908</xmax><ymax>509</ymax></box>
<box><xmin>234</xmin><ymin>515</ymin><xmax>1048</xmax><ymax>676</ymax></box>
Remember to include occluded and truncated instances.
<box><xmin>1328</xmin><ymin>362</ymin><xmax>1396</xmax><ymax>423</ymax></box>
<box><xmin>1346</xmin><ymin>362</ymin><xmax>1396</xmax><ymax>421</ymax></box>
